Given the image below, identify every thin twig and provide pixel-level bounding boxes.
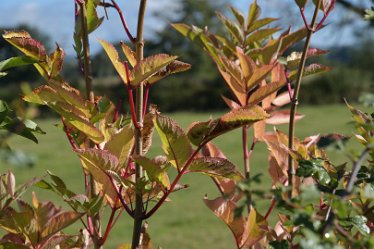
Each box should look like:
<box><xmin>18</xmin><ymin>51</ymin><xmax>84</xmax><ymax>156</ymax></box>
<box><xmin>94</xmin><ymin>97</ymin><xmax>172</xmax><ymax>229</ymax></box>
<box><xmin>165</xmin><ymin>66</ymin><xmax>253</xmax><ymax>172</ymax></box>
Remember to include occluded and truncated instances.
<box><xmin>110</xmin><ymin>0</ymin><xmax>136</xmax><ymax>43</ymax></box>
<box><xmin>346</xmin><ymin>148</ymin><xmax>369</xmax><ymax>193</ymax></box>
<box><xmin>288</xmin><ymin>0</ymin><xmax>322</xmax><ymax>198</ymax></box>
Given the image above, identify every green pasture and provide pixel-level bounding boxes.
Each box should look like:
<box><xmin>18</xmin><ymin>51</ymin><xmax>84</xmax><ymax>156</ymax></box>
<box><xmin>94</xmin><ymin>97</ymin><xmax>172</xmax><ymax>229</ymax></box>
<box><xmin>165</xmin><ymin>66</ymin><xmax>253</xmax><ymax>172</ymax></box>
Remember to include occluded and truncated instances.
<box><xmin>2</xmin><ymin>104</ymin><xmax>366</xmax><ymax>249</ymax></box>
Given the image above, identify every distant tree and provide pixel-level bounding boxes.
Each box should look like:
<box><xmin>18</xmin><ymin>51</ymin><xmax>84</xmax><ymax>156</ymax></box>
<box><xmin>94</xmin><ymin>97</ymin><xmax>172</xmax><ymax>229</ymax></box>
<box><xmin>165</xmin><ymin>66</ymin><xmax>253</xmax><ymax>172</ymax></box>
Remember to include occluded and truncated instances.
<box><xmin>145</xmin><ymin>0</ymin><xmax>230</xmax><ymax>111</ymax></box>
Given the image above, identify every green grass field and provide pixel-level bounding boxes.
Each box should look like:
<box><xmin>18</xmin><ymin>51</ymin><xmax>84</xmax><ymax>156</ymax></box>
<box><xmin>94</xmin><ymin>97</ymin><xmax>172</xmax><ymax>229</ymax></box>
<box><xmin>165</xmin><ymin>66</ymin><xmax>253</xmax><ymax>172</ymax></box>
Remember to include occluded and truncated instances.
<box><xmin>2</xmin><ymin>104</ymin><xmax>366</xmax><ymax>248</ymax></box>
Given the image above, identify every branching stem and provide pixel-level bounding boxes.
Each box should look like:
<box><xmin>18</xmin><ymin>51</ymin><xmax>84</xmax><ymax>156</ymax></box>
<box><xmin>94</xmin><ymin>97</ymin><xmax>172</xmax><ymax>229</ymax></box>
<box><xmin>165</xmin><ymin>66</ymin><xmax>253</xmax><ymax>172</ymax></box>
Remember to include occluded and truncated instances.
<box><xmin>288</xmin><ymin>0</ymin><xmax>321</xmax><ymax>198</ymax></box>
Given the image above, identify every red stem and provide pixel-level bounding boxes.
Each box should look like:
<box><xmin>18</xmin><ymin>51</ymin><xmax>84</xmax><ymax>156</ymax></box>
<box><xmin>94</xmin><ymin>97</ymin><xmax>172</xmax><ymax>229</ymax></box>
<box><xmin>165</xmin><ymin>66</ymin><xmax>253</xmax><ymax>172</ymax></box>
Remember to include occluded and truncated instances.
<box><xmin>264</xmin><ymin>198</ymin><xmax>276</xmax><ymax>220</ymax></box>
<box><xmin>299</xmin><ymin>8</ymin><xmax>311</xmax><ymax>30</ymax></box>
<box><xmin>62</xmin><ymin>119</ymin><xmax>79</xmax><ymax>150</ymax></box>
<box><xmin>110</xmin><ymin>0</ymin><xmax>136</xmax><ymax>43</ymax></box>
<box><xmin>143</xmin><ymin>85</ymin><xmax>149</xmax><ymax>117</ymax></box>
<box><xmin>100</xmin><ymin>207</ymin><xmax>118</xmax><ymax>245</ymax></box>
<box><xmin>144</xmin><ymin>143</ymin><xmax>206</xmax><ymax>219</ymax></box>
<box><xmin>125</xmin><ymin>62</ymin><xmax>141</xmax><ymax>129</ymax></box>
<box><xmin>113</xmin><ymin>99</ymin><xmax>122</xmax><ymax>122</ymax></box>
<box><xmin>108</xmin><ymin>175</ymin><xmax>134</xmax><ymax>217</ymax></box>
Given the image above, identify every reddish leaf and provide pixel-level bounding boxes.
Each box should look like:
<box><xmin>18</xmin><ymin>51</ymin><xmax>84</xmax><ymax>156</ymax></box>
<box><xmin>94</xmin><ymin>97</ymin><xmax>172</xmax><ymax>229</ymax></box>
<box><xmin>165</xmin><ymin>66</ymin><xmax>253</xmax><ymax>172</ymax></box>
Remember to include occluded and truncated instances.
<box><xmin>248</xmin><ymin>78</ymin><xmax>287</xmax><ymax>106</ymax></box>
<box><xmin>204</xmin><ymin>196</ymin><xmax>247</xmax><ymax>248</ymax></box>
<box><xmin>3</xmin><ymin>30</ymin><xmax>47</xmax><ymax>61</ymax></box>
<box><xmin>188</xmin><ymin>106</ymin><xmax>268</xmax><ymax>146</ymax></box>
<box><xmin>221</xmin><ymin>95</ymin><xmax>241</xmax><ymax>110</ymax></box>
<box><xmin>266</xmin><ymin>110</ymin><xmax>304</xmax><ymax>125</ymax></box>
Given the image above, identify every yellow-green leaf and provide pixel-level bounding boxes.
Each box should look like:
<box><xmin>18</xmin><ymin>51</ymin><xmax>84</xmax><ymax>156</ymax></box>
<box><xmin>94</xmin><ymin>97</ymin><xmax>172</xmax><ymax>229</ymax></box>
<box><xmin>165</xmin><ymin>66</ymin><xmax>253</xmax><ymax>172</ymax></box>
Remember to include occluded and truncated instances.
<box><xmin>188</xmin><ymin>157</ymin><xmax>243</xmax><ymax>180</ymax></box>
<box><xmin>104</xmin><ymin>125</ymin><xmax>134</xmax><ymax>167</ymax></box>
<box><xmin>154</xmin><ymin>113</ymin><xmax>192</xmax><ymax>170</ymax></box>
<box><xmin>98</xmin><ymin>39</ymin><xmax>128</xmax><ymax>85</ymax></box>
<box><xmin>132</xmin><ymin>155</ymin><xmax>171</xmax><ymax>188</ymax></box>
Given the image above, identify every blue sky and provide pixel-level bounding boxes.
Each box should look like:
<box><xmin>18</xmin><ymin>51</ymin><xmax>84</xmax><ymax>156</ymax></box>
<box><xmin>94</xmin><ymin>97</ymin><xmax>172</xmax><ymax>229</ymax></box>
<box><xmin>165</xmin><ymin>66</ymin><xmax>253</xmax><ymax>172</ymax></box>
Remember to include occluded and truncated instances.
<box><xmin>0</xmin><ymin>0</ymin><xmax>369</xmax><ymax>55</ymax></box>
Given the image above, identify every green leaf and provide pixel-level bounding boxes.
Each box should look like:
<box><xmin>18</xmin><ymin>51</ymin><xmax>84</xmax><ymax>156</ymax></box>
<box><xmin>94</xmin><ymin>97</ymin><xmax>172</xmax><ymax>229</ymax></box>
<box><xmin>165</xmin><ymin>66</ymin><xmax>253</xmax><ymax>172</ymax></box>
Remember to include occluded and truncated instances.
<box><xmin>248</xmin><ymin>18</ymin><xmax>278</xmax><ymax>33</ymax></box>
<box><xmin>2</xmin><ymin>119</ymin><xmax>39</xmax><ymax>143</ymax></box>
<box><xmin>154</xmin><ymin>113</ymin><xmax>192</xmax><ymax>170</ymax></box>
<box><xmin>0</xmin><ymin>242</ymin><xmax>31</xmax><ymax>249</ymax></box>
<box><xmin>288</xmin><ymin>63</ymin><xmax>331</xmax><ymax>81</ymax></box>
<box><xmin>295</xmin><ymin>0</ymin><xmax>308</xmax><ymax>8</ymax></box>
<box><xmin>229</xmin><ymin>5</ymin><xmax>246</xmax><ymax>27</ymax></box>
<box><xmin>147</xmin><ymin>60</ymin><xmax>191</xmax><ymax>85</ymax></box>
<box><xmin>131</xmin><ymin>54</ymin><xmax>178</xmax><ymax>86</ymax></box>
<box><xmin>296</xmin><ymin>159</ymin><xmax>331</xmax><ymax>186</ymax></box>
<box><xmin>49</xmin><ymin>102</ymin><xmax>104</xmax><ymax>144</ymax></box>
<box><xmin>86</xmin><ymin>0</ymin><xmax>104</xmax><ymax>33</ymax></box>
<box><xmin>245</xmin><ymin>28</ymin><xmax>280</xmax><ymax>45</ymax></box>
<box><xmin>41</xmin><ymin>211</ymin><xmax>83</xmax><ymax>238</ymax></box>
<box><xmin>48</xmin><ymin>80</ymin><xmax>90</xmax><ymax>117</ymax></box>
<box><xmin>279</xmin><ymin>27</ymin><xmax>308</xmax><ymax>54</ymax></box>
<box><xmin>247</xmin><ymin>0</ymin><xmax>261</xmax><ymax>29</ymax></box>
<box><xmin>269</xmin><ymin>240</ymin><xmax>290</xmax><ymax>249</ymax></box>
<box><xmin>0</xmin><ymin>100</ymin><xmax>10</xmax><ymax>123</ymax></box>
<box><xmin>104</xmin><ymin>125</ymin><xmax>134</xmax><ymax>167</ymax></box>
<box><xmin>98</xmin><ymin>39</ymin><xmax>128</xmax><ymax>85</ymax></box>
<box><xmin>22</xmin><ymin>85</ymin><xmax>63</xmax><ymax>105</ymax></box>
<box><xmin>75</xmin><ymin>149</ymin><xmax>119</xmax><ymax>206</ymax></box>
<box><xmin>247</xmin><ymin>64</ymin><xmax>276</xmax><ymax>89</ymax></box>
<box><xmin>348</xmin><ymin>215</ymin><xmax>370</xmax><ymax>235</ymax></box>
<box><xmin>365</xmin><ymin>8</ymin><xmax>374</xmax><ymax>20</ymax></box>
<box><xmin>188</xmin><ymin>157</ymin><xmax>243</xmax><ymax>180</ymax></box>
<box><xmin>188</xmin><ymin>106</ymin><xmax>269</xmax><ymax>146</ymax></box>
<box><xmin>0</xmin><ymin>56</ymin><xmax>37</xmax><ymax>72</ymax></box>
<box><xmin>216</xmin><ymin>11</ymin><xmax>244</xmax><ymax>43</ymax></box>
<box><xmin>132</xmin><ymin>155</ymin><xmax>171</xmax><ymax>188</ymax></box>
<box><xmin>248</xmin><ymin>79</ymin><xmax>285</xmax><ymax>106</ymax></box>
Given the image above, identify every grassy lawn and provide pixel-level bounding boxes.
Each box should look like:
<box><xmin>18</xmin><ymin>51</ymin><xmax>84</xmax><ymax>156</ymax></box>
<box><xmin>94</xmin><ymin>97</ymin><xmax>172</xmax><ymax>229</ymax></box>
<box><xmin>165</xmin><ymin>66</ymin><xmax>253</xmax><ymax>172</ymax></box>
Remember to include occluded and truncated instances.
<box><xmin>2</xmin><ymin>104</ymin><xmax>365</xmax><ymax>248</ymax></box>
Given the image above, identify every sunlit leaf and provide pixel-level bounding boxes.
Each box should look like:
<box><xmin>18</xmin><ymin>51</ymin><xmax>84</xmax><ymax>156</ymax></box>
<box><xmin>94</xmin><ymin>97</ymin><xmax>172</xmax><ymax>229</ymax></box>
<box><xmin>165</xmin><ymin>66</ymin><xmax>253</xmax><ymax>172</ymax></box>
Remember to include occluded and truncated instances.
<box><xmin>3</xmin><ymin>31</ymin><xmax>47</xmax><ymax>61</ymax></box>
<box><xmin>243</xmin><ymin>208</ymin><xmax>268</xmax><ymax>247</ymax></box>
<box><xmin>121</xmin><ymin>42</ymin><xmax>136</xmax><ymax>67</ymax></box>
<box><xmin>132</xmin><ymin>155</ymin><xmax>171</xmax><ymax>188</ymax></box>
<box><xmin>245</xmin><ymin>28</ymin><xmax>280</xmax><ymax>45</ymax></box>
<box><xmin>154</xmin><ymin>113</ymin><xmax>192</xmax><ymax>170</ymax></box>
<box><xmin>266</xmin><ymin>110</ymin><xmax>304</xmax><ymax>125</ymax></box>
<box><xmin>247</xmin><ymin>64</ymin><xmax>275</xmax><ymax>89</ymax></box>
<box><xmin>188</xmin><ymin>157</ymin><xmax>243</xmax><ymax>180</ymax></box>
<box><xmin>86</xmin><ymin>0</ymin><xmax>104</xmax><ymax>33</ymax></box>
<box><xmin>204</xmin><ymin>196</ymin><xmax>247</xmax><ymax>247</ymax></box>
<box><xmin>229</xmin><ymin>5</ymin><xmax>246</xmax><ymax>27</ymax></box>
<box><xmin>147</xmin><ymin>60</ymin><xmax>191</xmax><ymax>85</ymax></box>
<box><xmin>104</xmin><ymin>125</ymin><xmax>134</xmax><ymax>167</ymax></box>
<box><xmin>188</xmin><ymin>106</ymin><xmax>268</xmax><ymax>146</ymax></box>
<box><xmin>0</xmin><ymin>56</ymin><xmax>37</xmax><ymax>72</ymax></box>
<box><xmin>286</xmin><ymin>48</ymin><xmax>329</xmax><ymax>70</ymax></box>
<box><xmin>98</xmin><ymin>39</ymin><xmax>128</xmax><ymax>84</ymax></box>
<box><xmin>75</xmin><ymin>149</ymin><xmax>119</xmax><ymax>206</ymax></box>
<box><xmin>49</xmin><ymin>44</ymin><xmax>65</xmax><ymax>78</ymax></box>
<box><xmin>216</xmin><ymin>11</ymin><xmax>244</xmax><ymax>43</ymax></box>
<box><xmin>248</xmin><ymin>78</ymin><xmax>287</xmax><ymax>106</ymax></box>
<box><xmin>248</xmin><ymin>18</ymin><xmax>278</xmax><ymax>33</ymax></box>
<box><xmin>131</xmin><ymin>54</ymin><xmax>178</xmax><ymax>86</ymax></box>
<box><xmin>288</xmin><ymin>63</ymin><xmax>331</xmax><ymax>80</ymax></box>
<box><xmin>247</xmin><ymin>0</ymin><xmax>261</xmax><ymax>30</ymax></box>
